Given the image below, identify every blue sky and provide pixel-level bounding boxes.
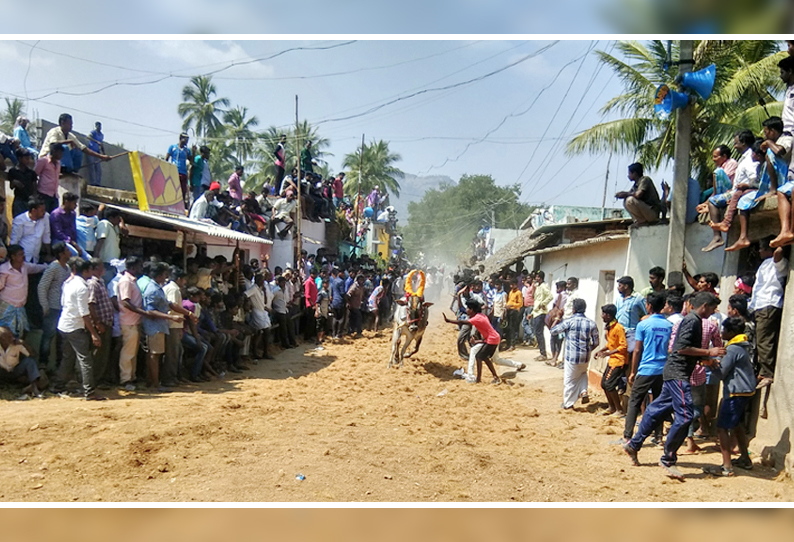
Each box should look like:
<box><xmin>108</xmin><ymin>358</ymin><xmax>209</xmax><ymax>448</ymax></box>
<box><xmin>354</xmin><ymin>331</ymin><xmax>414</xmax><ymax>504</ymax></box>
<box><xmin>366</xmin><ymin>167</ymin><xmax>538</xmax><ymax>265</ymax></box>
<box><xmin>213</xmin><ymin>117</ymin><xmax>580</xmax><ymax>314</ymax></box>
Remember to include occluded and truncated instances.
<box><xmin>1</xmin><ymin>39</ymin><xmax>672</xmax><ymax>208</ymax></box>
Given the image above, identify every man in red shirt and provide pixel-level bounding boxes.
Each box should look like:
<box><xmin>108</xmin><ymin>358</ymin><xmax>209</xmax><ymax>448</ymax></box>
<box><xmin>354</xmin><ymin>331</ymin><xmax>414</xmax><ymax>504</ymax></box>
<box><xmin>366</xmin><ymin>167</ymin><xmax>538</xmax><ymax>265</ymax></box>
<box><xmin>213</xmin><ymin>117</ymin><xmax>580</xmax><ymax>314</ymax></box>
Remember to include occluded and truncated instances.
<box><xmin>443</xmin><ymin>300</ymin><xmax>501</xmax><ymax>384</ymax></box>
<box><xmin>332</xmin><ymin>173</ymin><xmax>345</xmax><ymax>209</ymax></box>
<box><xmin>304</xmin><ymin>268</ymin><xmax>319</xmax><ymax>344</ymax></box>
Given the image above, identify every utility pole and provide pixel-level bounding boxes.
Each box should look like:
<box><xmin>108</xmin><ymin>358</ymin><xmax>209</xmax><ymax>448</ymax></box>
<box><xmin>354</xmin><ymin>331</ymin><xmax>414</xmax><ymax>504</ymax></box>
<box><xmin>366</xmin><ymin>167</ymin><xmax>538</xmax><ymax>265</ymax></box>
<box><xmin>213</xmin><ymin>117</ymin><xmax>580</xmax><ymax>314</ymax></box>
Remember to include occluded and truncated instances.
<box><xmin>601</xmin><ymin>151</ymin><xmax>612</xmax><ymax>221</ymax></box>
<box><xmin>665</xmin><ymin>40</ymin><xmax>694</xmax><ymax>288</ymax></box>
<box><xmin>295</xmin><ymin>95</ymin><xmax>302</xmax><ymax>263</ymax></box>
<box><xmin>353</xmin><ymin>134</ymin><xmax>364</xmax><ymax>256</ymax></box>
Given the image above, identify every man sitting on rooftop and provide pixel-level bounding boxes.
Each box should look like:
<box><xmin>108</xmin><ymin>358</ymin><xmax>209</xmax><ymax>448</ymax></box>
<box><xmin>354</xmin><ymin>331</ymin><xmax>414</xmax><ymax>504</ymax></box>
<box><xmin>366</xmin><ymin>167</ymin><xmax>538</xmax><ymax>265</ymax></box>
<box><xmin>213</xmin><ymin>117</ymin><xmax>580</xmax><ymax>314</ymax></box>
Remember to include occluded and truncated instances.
<box><xmin>13</xmin><ymin>116</ymin><xmax>37</xmax><ymax>157</ymax></box>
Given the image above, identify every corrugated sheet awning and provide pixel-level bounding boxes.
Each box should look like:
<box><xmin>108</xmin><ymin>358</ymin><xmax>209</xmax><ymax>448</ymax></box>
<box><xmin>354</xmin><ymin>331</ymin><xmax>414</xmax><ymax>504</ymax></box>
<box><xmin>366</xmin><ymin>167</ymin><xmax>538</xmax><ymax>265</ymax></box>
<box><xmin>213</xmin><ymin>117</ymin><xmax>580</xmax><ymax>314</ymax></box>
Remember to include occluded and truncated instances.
<box><xmin>524</xmin><ymin>233</ymin><xmax>629</xmax><ymax>256</ymax></box>
<box><xmin>97</xmin><ymin>202</ymin><xmax>273</xmax><ymax>245</ymax></box>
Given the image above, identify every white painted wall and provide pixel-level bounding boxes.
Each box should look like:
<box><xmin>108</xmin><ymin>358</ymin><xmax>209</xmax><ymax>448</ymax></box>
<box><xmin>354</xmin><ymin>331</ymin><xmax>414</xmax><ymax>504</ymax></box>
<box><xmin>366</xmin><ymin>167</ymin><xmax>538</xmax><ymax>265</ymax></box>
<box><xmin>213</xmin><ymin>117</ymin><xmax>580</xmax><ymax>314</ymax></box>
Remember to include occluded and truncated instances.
<box><xmin>490</xmin><ymin>228</ymin><xmax>521</xmax><ymax>256</ymax></box>
<box><xmin>535</xmin><ymin>238</ymin><xmax>629</xmax><ymax>373</ymax></box>
<box><xmin>537</xmin><ymin>238</ymin><xmax>629</xmax><ymax>321</ymax></box>
<box><xmin>269</xmin><ymin>218</ymin><xmax>327</xmax><ymax>270</ymax></box>
<box><xmin>625</xmin><ymin>223</ymin><xmax>726</xmax><ymax>293</ymax></box>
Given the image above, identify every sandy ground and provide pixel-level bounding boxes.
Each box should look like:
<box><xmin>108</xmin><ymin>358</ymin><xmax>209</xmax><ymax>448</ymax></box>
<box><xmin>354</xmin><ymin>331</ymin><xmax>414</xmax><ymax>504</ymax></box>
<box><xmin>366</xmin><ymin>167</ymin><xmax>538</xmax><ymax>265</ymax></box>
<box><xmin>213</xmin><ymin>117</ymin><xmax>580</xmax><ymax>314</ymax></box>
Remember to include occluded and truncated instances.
<box><xmin>0</xmin><ymin>314</ymin><xmax>792</xmax><ymax>502</ymax></box>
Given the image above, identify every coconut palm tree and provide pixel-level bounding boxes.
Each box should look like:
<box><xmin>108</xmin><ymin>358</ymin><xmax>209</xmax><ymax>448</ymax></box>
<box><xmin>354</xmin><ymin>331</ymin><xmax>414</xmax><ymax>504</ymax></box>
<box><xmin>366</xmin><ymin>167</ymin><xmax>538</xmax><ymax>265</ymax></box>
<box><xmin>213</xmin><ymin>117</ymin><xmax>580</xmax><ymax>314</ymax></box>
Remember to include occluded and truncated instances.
<box><xmin>177</xmin><ymin>75</ymin><xmax>230</xmax><ymax>141</ymax></box>
<box><xmin>342</xmin><ymin>140</ymin><xmax>403</xmax><ymax>197</ymax></box>
<box><xmin>223</xmin><ymin>106</ymin><xmax>259</xmax><ymax>164</ymax></box>
<box><xmin>206</xmin><ymin>136</ymin><xmax>238</xmax><ymax>184</ymax></box>
<box><xmin>0</xmin><ymin>98</ymin><xmax>25</xmax><ymax>134</ymax></box>
<box><xmin>567</xmin><ymin>40</ymin><xmax>784</xmax><ymax>187</ymax></box>
<box><xmin>292</xmin><ymin>119</ymin><xmax>332</xmax><ymax>170</ymax></box>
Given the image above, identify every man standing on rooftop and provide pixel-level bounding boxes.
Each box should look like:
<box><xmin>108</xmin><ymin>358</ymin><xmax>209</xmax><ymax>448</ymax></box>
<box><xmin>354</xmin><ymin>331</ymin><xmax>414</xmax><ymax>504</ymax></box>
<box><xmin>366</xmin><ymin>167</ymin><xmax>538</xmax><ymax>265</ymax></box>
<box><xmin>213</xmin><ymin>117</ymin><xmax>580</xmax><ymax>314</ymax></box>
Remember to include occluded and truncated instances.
<box><xmin>39</xmin><ymin>113</ymin><xmax>111</xmax><ymax>176</ymax></box>
<box><xmin>166</xmin><ymin>133</ymin><xmax>193</xmax><ymax>208</ymax></box>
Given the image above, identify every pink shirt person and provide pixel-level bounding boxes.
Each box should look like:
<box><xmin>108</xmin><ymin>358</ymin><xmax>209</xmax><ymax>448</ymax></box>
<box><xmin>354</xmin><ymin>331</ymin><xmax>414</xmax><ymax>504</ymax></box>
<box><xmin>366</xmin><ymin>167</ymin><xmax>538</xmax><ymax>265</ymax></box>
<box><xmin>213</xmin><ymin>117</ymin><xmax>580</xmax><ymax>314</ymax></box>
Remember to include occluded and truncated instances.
<box><xmin>34</xmin><ymin>155</ymin><xmax>60</xmax><ymax>197</ymax></box>
<box><xmin>227</xmin><ymin>169</ymin><xmax>243</xmax><ymax>201</ymax></box>
<box><xmin>118</xmin><ymin>271</ymin><xmax>143</xmax><ymax>326</ymax></box>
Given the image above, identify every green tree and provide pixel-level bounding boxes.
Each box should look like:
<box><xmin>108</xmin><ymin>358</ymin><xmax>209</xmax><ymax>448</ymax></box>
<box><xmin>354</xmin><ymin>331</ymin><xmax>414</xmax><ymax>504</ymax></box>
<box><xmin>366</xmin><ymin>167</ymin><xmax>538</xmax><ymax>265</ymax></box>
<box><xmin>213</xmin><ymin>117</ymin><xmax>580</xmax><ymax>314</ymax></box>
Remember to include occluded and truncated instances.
<box><xmin>1</xmin><ymin>98</ymin><xmax>25</xmax><ymax>134</ymax></box>
<box><xmin>177</xmin><ymin>75</ymin><xmax>230</xmax><ymax>140</ymax></box>
<box><xmin>223</xmin><ymin>106</ymin><xmax>259</xmax><ymax>164</ymax></box>
<box><xmin>342</xmin><ymin>140</ymin><xmax>403</xmax><ymax>198</ymax></box>
<box><xmin>402</xmin><ymin>174</ymin><xmax>533</xmax><ymax>263</ymax></box>
<box><xmin>567</xmin><ymin>40</ymin><xmax>784</xmax><ymax>187</ymax></box>
<box><xmin>206</xmin><ymin>135</ymin><xmax>238</xmax><ymax>184</ymax></box>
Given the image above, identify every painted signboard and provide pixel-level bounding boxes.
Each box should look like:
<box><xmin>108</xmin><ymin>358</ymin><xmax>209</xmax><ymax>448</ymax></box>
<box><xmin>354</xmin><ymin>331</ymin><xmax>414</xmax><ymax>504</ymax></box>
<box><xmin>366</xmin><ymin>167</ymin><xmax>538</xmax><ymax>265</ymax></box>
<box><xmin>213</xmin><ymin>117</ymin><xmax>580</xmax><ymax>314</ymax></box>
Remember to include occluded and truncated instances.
<box><xmin>129</xmin><ymin>151</ymin><xmax>186</xmax><ymax>215</ymax></box>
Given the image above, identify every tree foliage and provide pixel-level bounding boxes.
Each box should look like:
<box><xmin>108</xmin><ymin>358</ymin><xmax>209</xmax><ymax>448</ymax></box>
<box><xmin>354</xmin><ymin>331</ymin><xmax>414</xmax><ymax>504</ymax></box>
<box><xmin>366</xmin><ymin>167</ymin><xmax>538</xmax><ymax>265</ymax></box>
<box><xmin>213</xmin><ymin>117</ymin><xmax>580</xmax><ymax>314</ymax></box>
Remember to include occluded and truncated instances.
<box><xmin>342</xmin><ymin>139</ymin><xmax>403</xmax><ymax>197</ymax></box>
<box><xmin>177</xmin><ymin>75</ymin><xmax>230</xmax><ymax>140</ymax></box>
<box><xmin>1</xmin><ymin>98</ymin><xmax>25</xmax><ymax>134</ymax></box>
<box><xmin>567</xmin><ymin>40</ymin><xmax>784</xmax><ymax>187</ymax></box>
<box><xmin>402</xmin><ymin>174</ymin><xmax>533</xmax><ymax>264</ymax></box>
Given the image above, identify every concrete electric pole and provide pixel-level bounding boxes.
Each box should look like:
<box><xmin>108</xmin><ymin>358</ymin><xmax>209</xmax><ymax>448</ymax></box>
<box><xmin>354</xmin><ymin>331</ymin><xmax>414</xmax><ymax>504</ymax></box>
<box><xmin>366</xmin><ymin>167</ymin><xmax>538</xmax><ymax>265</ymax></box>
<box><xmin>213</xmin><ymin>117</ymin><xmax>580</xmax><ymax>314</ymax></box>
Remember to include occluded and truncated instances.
<box><xmin>665</xmin><ymin>40</ymin><xmax>694</xmax><ymax>288</ymax></box>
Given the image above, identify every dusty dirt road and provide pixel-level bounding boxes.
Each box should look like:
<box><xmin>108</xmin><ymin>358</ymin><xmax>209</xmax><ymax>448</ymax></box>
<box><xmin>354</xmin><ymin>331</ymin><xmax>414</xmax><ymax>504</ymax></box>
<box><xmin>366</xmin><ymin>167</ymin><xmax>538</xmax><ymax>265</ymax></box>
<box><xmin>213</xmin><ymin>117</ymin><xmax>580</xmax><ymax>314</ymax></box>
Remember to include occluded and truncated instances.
<box><xmin>0</xmin><ymin>315</ymin><xmax>791</xmax><ymax>502</ymax></box>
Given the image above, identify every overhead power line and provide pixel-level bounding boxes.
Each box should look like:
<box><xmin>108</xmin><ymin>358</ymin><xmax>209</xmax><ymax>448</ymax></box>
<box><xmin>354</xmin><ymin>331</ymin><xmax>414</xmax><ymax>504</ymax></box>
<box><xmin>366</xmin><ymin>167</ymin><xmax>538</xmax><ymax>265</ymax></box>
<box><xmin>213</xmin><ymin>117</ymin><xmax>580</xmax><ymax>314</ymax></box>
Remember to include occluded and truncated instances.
<box><xmin>21</xmin><ymin>41</ymin><xmax>359</xmax><ymax>102</ymax></box>
<box><xmin>314</xmin><ymin>41</ymin><xmax>560</xmax><ymax>126</ymax></box>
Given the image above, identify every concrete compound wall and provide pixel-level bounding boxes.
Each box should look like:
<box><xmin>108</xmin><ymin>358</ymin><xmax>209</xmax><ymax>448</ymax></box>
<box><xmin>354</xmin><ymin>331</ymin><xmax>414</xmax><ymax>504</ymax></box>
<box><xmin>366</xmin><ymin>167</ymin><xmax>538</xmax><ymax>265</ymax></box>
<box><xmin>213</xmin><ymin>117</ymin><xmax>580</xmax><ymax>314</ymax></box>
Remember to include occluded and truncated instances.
<box><xmin>760</xmin><ymin>256</ymin><xmax>794</xmax><ymax>473</ymax></box>
<box><xmin>625</xmin><ymin>222</ymin><xmax>726</xmax><ymax>294</ymax></box>
<box><xmin>269</xmin><ymin>219</ymin><xmax>327</xmax><ymax>270</ymax></box>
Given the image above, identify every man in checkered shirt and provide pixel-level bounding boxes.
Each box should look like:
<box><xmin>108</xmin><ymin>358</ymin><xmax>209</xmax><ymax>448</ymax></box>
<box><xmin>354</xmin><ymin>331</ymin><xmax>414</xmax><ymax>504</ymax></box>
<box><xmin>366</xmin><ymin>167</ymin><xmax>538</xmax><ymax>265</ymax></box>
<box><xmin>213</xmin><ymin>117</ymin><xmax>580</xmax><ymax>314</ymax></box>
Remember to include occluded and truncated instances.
<box><xmin>551</xmin><ymin>297</ymin><xmax>599</xmax><ymax>409</ymax></box>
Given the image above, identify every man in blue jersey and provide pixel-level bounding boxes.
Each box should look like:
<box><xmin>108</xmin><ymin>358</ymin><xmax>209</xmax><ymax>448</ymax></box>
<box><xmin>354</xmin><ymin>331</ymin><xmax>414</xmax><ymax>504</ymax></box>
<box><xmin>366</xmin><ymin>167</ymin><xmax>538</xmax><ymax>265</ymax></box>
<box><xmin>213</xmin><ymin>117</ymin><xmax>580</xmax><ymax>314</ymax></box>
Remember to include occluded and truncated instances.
<box><xmin>623</xmin><ymin>292</ymin><xmax>671</xmax><ymax>444</ymax></box>
<box><xmin>166</xmin><ymin>133</ymin><xmax>193</xmax><ymax>208</ymax></box>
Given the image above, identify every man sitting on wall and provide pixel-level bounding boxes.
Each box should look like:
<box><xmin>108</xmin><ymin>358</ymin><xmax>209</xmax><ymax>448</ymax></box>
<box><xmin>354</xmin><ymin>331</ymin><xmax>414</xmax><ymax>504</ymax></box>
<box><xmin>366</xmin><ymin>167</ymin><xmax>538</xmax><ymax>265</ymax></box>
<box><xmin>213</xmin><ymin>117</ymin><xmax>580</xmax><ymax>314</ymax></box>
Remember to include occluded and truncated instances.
<box><xmin>615</xmin><ymin>163</ymin><xmax>662</xmax><ymax>226</ymax></box>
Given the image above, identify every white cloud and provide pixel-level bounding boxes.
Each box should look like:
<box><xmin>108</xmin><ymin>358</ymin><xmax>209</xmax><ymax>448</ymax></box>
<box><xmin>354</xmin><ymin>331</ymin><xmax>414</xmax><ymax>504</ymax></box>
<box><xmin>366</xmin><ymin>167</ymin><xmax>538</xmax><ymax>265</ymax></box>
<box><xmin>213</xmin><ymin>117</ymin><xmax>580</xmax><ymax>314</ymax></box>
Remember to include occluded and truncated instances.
<box><xmin>140</xmin><ymin>40</ymin><xmax>274</xmax><ymax>78</ymax></box>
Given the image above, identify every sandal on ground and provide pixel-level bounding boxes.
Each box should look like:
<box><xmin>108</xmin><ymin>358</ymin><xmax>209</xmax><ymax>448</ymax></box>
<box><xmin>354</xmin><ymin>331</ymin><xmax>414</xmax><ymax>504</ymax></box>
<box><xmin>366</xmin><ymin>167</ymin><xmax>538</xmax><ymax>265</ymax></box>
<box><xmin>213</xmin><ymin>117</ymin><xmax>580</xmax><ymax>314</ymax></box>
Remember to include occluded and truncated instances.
<box><xmin>702</xmin><ymin>465</ymin><xmax>734</xmax><ymax>477</ymax></box>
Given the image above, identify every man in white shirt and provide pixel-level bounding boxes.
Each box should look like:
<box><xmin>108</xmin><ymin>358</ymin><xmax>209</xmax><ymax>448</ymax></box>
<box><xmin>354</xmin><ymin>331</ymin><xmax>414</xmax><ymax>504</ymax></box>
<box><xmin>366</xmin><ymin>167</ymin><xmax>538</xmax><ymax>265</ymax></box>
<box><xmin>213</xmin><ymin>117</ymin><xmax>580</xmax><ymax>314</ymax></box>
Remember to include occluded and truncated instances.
<box><xmin>10</xmin><ymin>197</ymin><xmax>51</xmax><ymax>263</ymax></box>
<box><xmin>780</xmin><ymin>56</ymin><xmax>794</xmax><ymax>135</ymax></box>
<box><xmin>752</xmin><ymin>238</ymin><xmax>788</xmax><ymax>390</ymax></box>
<box><xmin>39</xmin><ymin>113</ymin><xmax>111</xmax><ymax>174</ymax></box>
<box><xmin>703</xmin><ymin>130</ymin><xmax>758</xmax><ymax>252</ymax></box>
<box><xmin>269</xmin><ymin>191</ymin><xmax>298</xmax><ymax>240</ymax></box>
<box><xmin>162</xmin><ymin>269</ymin><xmax>195</xmax><ymax>386</ymax></box>
<box><xmin>562</xmin><ymin>277</ymin><xmax>581</xmax><ymax>320</ymax></box>
<box><xmin>95</xmin><ymin>210</ymin><xmax>126</xmax><ymax>284</ymax></box>
<box><xmin>189</xmin><ymin>190</ymin><xmax>215</xmax><ymax>221</ymax></box>
<box><xmin>51</xmin><ymin>257</ymin><xmax>104</xmax><ymax>400</ymax></box>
